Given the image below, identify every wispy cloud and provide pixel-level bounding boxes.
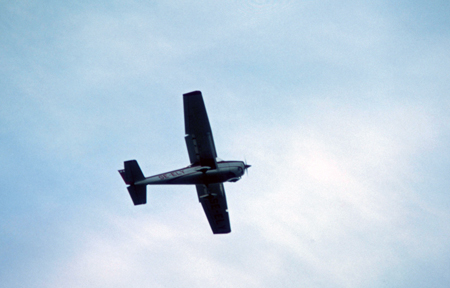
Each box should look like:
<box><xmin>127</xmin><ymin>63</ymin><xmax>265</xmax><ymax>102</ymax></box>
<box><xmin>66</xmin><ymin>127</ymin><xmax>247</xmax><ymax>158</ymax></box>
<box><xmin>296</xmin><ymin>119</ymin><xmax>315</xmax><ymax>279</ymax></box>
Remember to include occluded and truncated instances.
<box><xmin>1</xmin><ymin>1</ymin><xmax>450</xmax><ymax>287</ymax></box>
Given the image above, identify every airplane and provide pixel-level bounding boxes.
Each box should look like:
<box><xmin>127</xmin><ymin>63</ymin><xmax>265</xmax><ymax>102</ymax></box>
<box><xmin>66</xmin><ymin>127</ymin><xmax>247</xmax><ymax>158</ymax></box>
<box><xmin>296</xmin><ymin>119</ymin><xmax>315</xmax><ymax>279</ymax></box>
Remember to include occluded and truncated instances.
<box><xmin>118</xmin><ymin>91</ymin><xmax>250</xmax><ymax>234</ymax></box>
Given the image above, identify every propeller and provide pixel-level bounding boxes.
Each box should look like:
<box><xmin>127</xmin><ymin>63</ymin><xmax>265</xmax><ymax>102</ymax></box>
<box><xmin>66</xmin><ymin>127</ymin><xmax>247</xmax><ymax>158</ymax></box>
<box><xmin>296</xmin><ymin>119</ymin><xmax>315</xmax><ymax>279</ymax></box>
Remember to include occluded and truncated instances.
<box><xmin>244</xmin><ymin>158</ymin><xmax>251</xmax><ymax>176</ymax></box>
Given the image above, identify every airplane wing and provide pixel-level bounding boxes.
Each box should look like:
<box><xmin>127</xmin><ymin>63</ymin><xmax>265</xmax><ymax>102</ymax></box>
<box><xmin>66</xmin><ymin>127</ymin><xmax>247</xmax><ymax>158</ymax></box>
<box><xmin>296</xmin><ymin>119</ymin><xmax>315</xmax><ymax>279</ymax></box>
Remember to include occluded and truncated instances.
<box><xmin>184</xmin><ymin>91</ymin><xmax>218</xmax><ymax>169</ymax></box>
<box><xmin>195</xmin><ymin>183</ymin><xmax>231</xmax><ymax>234</ymax></box>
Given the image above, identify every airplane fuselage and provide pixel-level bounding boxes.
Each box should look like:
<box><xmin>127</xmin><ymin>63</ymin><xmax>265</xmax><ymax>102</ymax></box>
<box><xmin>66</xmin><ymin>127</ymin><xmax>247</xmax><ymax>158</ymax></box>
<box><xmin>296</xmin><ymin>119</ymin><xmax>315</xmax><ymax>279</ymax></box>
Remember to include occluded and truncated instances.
<box><xmin>119</xmin><ymin>91</ymin><xmax>251</xmax><ymax>233</ymax></box>
<box><xmin>135</xmin><ymin>160</ymin><xmax>246</xmax><ymax>186</ymax></box>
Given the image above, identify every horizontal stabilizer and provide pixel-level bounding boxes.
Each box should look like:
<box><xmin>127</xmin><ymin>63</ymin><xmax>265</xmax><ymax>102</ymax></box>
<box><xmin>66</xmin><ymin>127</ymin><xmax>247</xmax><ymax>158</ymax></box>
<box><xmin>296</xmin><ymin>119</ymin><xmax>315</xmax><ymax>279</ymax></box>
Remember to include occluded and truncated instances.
<box><xmin>119</xmin><ymin>160</ymin><xmax>145</xmax><ymax>185</ymax></box>
<box><xmin>127</xmin><ymin>184</ymin><xmax>147</xmax><ymax>205</ymax></box>
<box><xmin>119</xmin><ymin>160</ymin><xmax>147</xmax><ymax>205</ymax></box>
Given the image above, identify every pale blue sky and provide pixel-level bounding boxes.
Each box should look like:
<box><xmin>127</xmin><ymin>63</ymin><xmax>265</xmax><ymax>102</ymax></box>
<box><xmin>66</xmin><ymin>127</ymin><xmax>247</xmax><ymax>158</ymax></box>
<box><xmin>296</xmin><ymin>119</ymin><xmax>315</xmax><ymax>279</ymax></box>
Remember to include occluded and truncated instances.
<box><xmin>1</xmin><ymin>1</ymin><xmax>450</xmax><ymax>287</ymax></box>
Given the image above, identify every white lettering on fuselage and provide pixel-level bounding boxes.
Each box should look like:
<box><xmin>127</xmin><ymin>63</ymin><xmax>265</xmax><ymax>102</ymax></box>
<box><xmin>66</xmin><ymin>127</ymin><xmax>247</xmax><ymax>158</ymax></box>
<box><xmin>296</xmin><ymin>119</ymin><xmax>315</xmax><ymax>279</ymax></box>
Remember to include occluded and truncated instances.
<box><xmin>158</xmin><ymin>170</ymin><xmax>185</xmax><ymax>180</ymax></box>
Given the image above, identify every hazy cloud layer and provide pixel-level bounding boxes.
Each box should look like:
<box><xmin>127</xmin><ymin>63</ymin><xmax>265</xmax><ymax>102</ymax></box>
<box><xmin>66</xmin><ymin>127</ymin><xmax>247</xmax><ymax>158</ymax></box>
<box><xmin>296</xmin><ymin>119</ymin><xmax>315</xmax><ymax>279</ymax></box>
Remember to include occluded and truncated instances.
<box><xmin>1</xmin><ymin>1</ymin><xmax>450</xmax><ymax>287</ymax></box>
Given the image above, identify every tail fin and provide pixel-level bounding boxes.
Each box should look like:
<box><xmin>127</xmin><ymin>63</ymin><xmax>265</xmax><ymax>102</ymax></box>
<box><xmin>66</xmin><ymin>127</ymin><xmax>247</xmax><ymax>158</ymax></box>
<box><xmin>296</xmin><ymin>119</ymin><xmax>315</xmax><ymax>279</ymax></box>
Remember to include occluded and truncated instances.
<box><xmin>119</xmin><ymin>160</ymin><xmax>147</xmax><ymax>205</ymax></box>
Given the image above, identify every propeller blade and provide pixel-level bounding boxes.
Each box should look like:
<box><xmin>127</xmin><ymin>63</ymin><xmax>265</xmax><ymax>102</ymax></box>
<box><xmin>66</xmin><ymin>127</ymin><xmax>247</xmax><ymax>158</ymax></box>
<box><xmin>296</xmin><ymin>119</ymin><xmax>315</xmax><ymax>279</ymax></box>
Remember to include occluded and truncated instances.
<box><xmin>244</xmin><ymin>158</ymin><xmax>251</xmax><ymax>175</ymax></box>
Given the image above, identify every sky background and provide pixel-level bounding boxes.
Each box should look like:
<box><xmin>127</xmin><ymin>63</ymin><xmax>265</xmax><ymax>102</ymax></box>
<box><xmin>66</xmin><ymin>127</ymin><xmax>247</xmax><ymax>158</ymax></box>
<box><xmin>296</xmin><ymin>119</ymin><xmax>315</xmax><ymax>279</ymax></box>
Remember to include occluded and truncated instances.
<box><xmin>1</xmin><ymin>1</ymin><xmax>450</xmax><ymax>287</ymax></box>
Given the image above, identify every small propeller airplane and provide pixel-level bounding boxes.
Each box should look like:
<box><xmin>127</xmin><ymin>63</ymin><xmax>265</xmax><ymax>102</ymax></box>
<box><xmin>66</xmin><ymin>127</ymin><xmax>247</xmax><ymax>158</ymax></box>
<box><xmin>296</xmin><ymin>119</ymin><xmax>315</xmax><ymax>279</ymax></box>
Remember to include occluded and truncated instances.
<box><xmin>119</xmin><ymin>91</ymin><xmax>250</xmax><ymax>234</ymax></box>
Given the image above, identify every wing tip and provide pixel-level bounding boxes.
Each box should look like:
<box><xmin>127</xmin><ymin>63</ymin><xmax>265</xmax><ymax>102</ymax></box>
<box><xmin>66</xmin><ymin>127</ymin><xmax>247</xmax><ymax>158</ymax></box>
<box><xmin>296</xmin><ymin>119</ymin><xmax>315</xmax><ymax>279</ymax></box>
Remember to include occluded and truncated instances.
<box><xmin>213</xmin><ymin>228</ymin><xmax>231</xmax><ymax>234</ymax></box>
<box><xmin>183</xmin><ymin>90</ymin><xmax>202</xmax><ymax>97</ymax></box>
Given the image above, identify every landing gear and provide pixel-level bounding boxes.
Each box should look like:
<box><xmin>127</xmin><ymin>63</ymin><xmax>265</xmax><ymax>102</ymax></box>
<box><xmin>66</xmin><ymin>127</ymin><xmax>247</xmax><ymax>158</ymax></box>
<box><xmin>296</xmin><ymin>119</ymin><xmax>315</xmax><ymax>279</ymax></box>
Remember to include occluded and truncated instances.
<box><xmin>198</xmin><ymin>183</ymin><xmax>217</xmax><ymax>198</ymax></box>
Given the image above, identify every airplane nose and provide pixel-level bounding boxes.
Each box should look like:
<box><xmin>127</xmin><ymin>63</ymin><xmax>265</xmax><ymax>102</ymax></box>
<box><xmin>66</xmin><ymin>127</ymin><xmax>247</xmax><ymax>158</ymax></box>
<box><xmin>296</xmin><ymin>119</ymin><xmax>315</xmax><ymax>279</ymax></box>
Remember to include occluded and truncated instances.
<box><xmin>244</xmin><ymin>163</ymin><xmax>251</xmax><ymax>176</ymax></box>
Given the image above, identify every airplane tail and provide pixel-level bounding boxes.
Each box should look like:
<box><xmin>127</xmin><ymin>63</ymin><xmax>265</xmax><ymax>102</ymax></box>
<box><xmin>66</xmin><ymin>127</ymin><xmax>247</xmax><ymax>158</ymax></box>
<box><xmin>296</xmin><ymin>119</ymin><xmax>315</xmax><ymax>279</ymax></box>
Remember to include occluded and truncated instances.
<box><xmin>126</xmin><ymin>184</ymin><xmax>147</xmax><ymax>205</ymax></box>
<box><xmin>119</xmin><ymin>160</ymin><xmax>147</xmax><ymax>205</ymax></box>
